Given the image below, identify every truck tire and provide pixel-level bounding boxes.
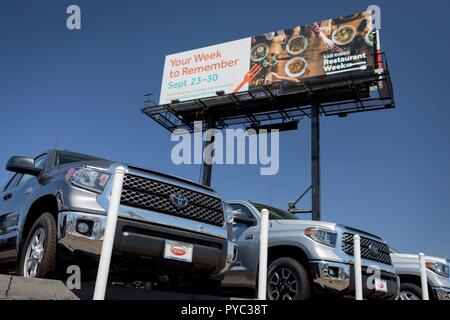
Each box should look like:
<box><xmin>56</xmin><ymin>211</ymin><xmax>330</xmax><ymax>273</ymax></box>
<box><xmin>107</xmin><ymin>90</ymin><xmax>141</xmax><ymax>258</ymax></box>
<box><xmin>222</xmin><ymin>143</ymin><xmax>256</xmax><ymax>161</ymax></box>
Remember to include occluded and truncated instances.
<box><xmin>18</xmin><ymin>212</ymin><xmax>57</xmax><ymax>278</ymax></box>
<box><xmin>397</xmin><ymin>283</ymin><xmax>422</xmax><ymax>300</ymax></box>
<box><xmin>267</xmin><ymin>257</ymin><xmax>311</xmax><ymax>300</ymax></box>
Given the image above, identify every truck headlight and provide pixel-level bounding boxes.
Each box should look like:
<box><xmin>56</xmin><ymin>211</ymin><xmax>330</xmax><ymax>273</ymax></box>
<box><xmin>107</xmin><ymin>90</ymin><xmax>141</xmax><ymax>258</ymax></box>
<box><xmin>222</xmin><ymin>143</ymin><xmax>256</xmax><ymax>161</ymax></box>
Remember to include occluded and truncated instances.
<box><xmin>66</xmin><ymin>167</ymin><xmax>110</xmax><ymax>193</ymax></box>
<box><xmin>305</xmin><ymin>227</ymin><xmax>337</xmax><ymax>247</ymax></box>
<box><xmin>426</xmin><ymin>261</ymin><xmax>449</xmax><ymax>278</ymax></box>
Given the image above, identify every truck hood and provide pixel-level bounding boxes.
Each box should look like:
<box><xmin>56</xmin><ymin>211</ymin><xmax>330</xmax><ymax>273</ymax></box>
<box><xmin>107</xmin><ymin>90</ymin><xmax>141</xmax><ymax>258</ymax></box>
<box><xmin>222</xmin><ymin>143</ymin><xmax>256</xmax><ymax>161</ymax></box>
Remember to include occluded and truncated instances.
<box><xmin>391</xmin><ymin>252</ymin><xmax>448</xmax><ymax>265</ymax></box>
<box><xmin>274</xmin><ymin>219</ymin><xmax>338</xmax><ymax>230</ymax></box>
<box><xmin>274</xmin><ymin>220</ymin><xmax>385</xmax><ymax>242</ymax></box>
<box><xmin>63</xmin><ymin>160</ymin><xmax>214</xmax><ymax>193</ymax></box>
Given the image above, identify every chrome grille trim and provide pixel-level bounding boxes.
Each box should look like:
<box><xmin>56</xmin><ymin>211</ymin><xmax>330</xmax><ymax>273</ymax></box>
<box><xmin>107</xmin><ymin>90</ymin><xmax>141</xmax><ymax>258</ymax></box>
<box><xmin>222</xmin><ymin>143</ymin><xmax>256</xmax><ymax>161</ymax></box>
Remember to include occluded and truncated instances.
<box><xmin>120</xmin><ymin>174</ymin><xmax>224</xmax><ymax>226</ymax></box>
<box><xmin>342</xmin><ymin>232</ymin><xmax>392</xmax><ymax>265</ymax></box>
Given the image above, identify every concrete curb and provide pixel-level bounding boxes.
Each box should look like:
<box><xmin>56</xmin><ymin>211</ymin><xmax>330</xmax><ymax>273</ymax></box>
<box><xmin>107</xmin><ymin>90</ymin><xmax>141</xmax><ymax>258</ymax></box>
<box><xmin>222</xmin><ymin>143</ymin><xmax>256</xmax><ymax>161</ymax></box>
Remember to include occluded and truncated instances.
<box><xmin>0</xmin><ymin>274</ymin><xmax>79</xmax><ymax>300</ymax></box>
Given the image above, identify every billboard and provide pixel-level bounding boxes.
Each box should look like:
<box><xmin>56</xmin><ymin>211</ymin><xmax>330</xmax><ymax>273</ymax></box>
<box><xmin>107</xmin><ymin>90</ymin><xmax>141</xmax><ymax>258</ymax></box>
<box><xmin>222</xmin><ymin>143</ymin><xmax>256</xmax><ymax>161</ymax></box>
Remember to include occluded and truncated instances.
<box><xmin>160</xmin><ymin>10</ymin><xmax>376</xmax><ymax>104</ymax></box>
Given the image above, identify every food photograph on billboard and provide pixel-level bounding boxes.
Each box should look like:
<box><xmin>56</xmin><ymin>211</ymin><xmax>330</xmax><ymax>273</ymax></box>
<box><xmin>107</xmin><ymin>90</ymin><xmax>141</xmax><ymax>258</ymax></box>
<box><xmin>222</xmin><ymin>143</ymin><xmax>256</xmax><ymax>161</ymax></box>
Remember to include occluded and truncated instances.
<box><xmin>160</xmin><ymin>10</ymin><xmax>376</xmax><ymax>104</ymax></box>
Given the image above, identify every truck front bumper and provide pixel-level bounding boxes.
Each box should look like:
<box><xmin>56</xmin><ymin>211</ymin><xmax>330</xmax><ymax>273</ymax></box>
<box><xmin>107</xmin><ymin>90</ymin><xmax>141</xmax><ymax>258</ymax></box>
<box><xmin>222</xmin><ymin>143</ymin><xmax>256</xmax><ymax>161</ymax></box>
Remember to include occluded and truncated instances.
<box><xmin>433</xmin><ymin>287</ymin><xmax>450</xmax><ymax>300</ymax></box>
<box><xmin>310</xmin><ymin>260</ymin><xmax>399</xmax><ymax>299</ymax></box>
<box><xmin>57</xmin><ymin>211</ymin><xmax>237</xmax><ymax>277</ymax></box>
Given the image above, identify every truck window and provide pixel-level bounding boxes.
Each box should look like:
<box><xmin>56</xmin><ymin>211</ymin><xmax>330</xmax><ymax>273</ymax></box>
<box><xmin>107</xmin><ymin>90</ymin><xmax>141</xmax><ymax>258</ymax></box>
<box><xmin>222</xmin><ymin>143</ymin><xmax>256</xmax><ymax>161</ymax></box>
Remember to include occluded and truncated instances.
<box><xmin>56</xmin><ymin>150</ymin><xmax>103</xmax><ymax>165</ymax></box>
<box><xmin>251</xmin><ymin>202</ymin><xmax>299</xmax><ymax>220</ymax></box>
<box><xmin>2</xmin><ymin>174</ymin><xmax>18</xmax><ymax>192</ymax></box>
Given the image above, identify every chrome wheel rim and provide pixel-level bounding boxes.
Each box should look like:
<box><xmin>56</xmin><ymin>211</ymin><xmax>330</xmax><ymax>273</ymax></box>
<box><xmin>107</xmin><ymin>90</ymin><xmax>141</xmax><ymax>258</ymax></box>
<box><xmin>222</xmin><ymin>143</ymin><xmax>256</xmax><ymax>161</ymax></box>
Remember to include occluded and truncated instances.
<box><xmin>268</xmin><ymin>267</ymin><xmax>298</xmax><ymax>300</ymax></box>
<box><xmin>397</xmin><ymin>290</ymin><xmax>420</xmax><ymax>300</ymax></box>
<box><xmin>23</xmin><ymin>227</ymin><xmax>46</xmax><ymax>278</ymax></box>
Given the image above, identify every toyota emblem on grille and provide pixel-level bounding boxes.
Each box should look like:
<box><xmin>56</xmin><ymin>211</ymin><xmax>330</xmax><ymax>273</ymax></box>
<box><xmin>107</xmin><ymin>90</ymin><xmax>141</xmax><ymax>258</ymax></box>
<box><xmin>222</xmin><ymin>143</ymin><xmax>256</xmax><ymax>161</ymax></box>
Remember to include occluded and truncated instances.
<box><xmin>368</xmin><ymin>243</ymin><xmax>380</xmax><ymax>256</ymax></box>
<box><xmin>170</xmin><ymin>193</ymin><xmax>189</xmax><ymax>208</ymax></box>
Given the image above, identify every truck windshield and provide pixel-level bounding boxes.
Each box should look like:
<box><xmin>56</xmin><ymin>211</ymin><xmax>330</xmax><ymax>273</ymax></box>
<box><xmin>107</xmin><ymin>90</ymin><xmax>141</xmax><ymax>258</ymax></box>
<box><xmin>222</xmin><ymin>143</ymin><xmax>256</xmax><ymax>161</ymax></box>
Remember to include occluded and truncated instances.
<box><xmin>56</xmin><ymin>150</ymin><xmax>104</xmax><ymax>165</ymax></box>
<box><xmin>251</xmin><ymin>202</ymin><xmax>299</xmax><ymax>220</ymax></box>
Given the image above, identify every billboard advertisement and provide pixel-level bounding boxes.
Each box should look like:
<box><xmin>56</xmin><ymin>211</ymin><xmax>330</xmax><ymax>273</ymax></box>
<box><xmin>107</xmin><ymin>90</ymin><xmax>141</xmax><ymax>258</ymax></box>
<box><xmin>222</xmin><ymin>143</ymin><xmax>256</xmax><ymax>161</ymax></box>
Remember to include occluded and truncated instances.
<box><xmin>160</xmin><ymin>10</ymin><xmax>376</xmax><ymax>104</ymax></box>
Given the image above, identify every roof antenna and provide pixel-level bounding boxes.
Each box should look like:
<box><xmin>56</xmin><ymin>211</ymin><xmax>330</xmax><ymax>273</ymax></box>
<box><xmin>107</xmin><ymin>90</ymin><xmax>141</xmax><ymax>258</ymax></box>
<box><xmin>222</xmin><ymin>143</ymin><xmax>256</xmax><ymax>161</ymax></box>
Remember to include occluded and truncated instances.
<box><xmin>54</xmin><ymin>113</ymin><xmax>64</xmax><ymax>149</ymax></box>
<box><xmin>268</xmin><ymin>183</ymin><xmax>272</xmax><ymax>205</ymax></box>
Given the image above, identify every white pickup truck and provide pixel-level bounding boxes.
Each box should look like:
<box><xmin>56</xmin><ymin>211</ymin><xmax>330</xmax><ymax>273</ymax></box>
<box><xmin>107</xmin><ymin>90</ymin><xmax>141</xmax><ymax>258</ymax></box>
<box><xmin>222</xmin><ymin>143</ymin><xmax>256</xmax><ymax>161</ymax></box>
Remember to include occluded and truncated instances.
<box><xmin>391</xmin><ymin>249</ymin><xmax>450</xmax><ymax>300</ymax></box>
<box><xmin>222</xmin><ymin>200</ymin><xmax>399</xmax><ymax>300</ymax></box>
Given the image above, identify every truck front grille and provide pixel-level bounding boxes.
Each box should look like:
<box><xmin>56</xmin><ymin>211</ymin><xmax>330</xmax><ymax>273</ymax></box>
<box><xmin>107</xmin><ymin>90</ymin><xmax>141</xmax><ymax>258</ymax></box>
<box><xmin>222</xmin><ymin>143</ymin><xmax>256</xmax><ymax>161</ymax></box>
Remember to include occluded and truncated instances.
<box><xmin>342</xmin><ymin>233</ymin><xmax>392</xmax><ymax>265</ymax></box>
<box><xmin>120</xmin><ymin>174</ymin><xmax>224</xmax><ymax>226</ymax></box>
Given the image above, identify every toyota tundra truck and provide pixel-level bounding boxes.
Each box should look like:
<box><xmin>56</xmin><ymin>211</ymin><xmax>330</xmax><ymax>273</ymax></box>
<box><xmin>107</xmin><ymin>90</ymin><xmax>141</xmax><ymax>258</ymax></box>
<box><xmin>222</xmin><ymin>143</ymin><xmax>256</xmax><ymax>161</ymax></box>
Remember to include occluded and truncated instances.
<box><xmin>0</xmin><ymin>149</ymin><xmax>237</xmax><ymax>285</ymax></box>
<box><xmin>222</xmin><ymin>200</ymin><xmax>399</xmax><ymax>300</ymax></box>
<box><xmin>390</xmin><ymin>249</ymin><xmax>450</xmax><ymax>300</ymax></box>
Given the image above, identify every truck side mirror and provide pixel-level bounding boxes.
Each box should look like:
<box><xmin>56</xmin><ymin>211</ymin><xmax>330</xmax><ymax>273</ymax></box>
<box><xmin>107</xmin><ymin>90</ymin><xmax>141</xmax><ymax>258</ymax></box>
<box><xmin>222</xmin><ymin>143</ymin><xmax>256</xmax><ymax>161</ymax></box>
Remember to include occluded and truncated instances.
<box><xmin>288</xmin><ymin>201</ymin><xmax>302</xmax><ymax>214</ymax></box>
<box><xmin>233</xmin><ymin>210</ymin><xmax>257</xmax><ymax>226</ymax></box>
<box><xmin>6</xmin><ymin>156</ymin><xmax>42</xmax><ymax>176</ymax></box>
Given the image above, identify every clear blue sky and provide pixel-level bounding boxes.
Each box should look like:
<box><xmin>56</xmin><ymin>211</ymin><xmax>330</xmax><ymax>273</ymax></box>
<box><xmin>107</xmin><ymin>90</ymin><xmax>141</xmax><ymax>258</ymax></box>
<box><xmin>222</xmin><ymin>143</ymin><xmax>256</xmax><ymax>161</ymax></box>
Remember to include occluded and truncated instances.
<box><xmin>1</xmin><ymin>0</ymin><xmax>449</xmax><ymax>258</ymax></box>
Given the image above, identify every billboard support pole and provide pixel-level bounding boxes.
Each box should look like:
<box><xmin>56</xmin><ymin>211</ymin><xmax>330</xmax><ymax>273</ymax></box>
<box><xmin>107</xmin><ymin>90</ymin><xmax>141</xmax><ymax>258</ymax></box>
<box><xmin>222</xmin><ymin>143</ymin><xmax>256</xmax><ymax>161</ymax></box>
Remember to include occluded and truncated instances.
<box><xmin>200</xmin><ymin>115</ymin><xmax>215</xmax><ymax>186</ymax></box>
<box><xmin>311</xmin><ymin>100</ymin><xmax>321</xmax><ymax>221</ymax></box>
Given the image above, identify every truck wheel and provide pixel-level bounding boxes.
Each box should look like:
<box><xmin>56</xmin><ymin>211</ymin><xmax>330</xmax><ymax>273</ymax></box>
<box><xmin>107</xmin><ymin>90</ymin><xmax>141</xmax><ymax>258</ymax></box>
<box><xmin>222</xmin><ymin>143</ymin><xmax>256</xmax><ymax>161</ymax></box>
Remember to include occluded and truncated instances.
<box><xmin>267</xmin><ymin>257</ymin><xmax>311</xmax><ymax>300</ymax></box>
<box><xmin>397</xmin><ymin>283</ymin><xmax>422</xmax><ymax>300</ymax></box>
<box><xmin>18</xmin><ymin>212</ymin><xmax>57</xmax><ymax>278</ymax></box>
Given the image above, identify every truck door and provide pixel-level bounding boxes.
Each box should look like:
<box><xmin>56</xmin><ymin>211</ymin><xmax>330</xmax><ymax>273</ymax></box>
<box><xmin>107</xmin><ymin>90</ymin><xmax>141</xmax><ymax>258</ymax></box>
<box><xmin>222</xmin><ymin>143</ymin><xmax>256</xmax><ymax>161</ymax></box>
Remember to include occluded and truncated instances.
<box><xmin>0</xmin><ymin>154</ymin><xmax>48</xmax><ymax>262</ymax></box>
<box><xmin>222</xmin><ymin>203</ymin><xmax>259</xmax><ymax>288</ymax></box>
<box><xmin>0</xmin><ymin>174</ymin><xmax>22</xmax><ymax>261</ymax></box>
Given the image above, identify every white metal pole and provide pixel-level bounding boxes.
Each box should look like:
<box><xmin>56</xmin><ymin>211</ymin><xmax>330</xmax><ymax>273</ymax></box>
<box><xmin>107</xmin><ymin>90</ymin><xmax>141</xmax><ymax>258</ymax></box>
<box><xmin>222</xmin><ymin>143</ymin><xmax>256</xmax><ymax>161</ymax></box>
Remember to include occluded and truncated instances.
<box><xmin>353</xmin><ymin>234</ymin><xmax>363</xmax><ymax>300</ymax></box>
<box><xmin>257</xmin><ymin>208</ymin><xmax>269</xmax><ymax>300</ymax></box>
<box><xmin>419</xmin><ymin>253</ymin><xmax>429</xmax><ymax>300</ymax></box>
<box><xmin>93</xmin><ymin>165</ymin><xmax>126</xmax><ymax>300</ymax></box>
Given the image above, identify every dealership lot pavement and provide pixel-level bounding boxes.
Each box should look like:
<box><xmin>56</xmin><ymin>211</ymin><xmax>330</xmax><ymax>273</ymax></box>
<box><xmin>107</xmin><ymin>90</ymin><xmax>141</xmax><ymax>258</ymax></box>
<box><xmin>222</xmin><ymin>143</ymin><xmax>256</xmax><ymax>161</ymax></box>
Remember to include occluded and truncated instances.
<box><xmin>0</xmin><ymin>274</ymin><xmax>246</xmax><ymax>300</ymax></box>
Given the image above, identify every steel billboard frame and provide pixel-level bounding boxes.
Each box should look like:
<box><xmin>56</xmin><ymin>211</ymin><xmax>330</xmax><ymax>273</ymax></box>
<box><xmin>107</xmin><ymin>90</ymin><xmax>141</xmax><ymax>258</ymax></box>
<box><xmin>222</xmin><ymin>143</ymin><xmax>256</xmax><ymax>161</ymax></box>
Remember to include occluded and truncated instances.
<box><xmin>141</xmin><ymin>53</ymin><xmax>395</xmax><ymax>221</ymax></box>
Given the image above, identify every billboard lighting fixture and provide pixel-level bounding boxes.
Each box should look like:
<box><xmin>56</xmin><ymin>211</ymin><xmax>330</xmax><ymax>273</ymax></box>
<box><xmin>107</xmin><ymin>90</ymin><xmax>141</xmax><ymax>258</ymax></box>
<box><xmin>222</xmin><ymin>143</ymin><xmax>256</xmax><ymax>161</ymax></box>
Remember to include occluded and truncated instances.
<box><xmin>215</xmin><ymin>90</ymin><xmax>225</xmax><ymax>96</ymax></box>
<box><xmin>246</xmin><ymin>120</ymin><xmax>299</xmax><ymax>133</ymax></box>
<box><xmin>171</xmin><ymin>99</ymin><xmax>180</xmax><ymax>104</ymax></box>
<box><xmin>338</xmin><ymin>112</ymin><xmax>348</xmax><ymax>118</ymax></box>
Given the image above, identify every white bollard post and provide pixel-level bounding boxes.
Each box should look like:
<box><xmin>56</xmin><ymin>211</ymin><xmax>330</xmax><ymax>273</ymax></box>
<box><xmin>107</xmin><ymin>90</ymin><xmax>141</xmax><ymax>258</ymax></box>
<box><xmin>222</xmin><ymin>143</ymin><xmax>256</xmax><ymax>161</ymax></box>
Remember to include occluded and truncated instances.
<box><xmin>353</xmin><ymin>234</ymin><xmax>363</xmax><ymax>300</ymax></box>
<box><xmin>257</xmin><ymin>208</ymin><xmax>270</xmax><ymax>300</ymax></box>
<box><xmin>93</xmin><ymin>165</ymin><xmax>126</xmax><ymax>300</ymax></box>
<box><xmin>419</xmin><ymin>253</ymin><xmax>429</xmax><ymax>300</ymax></box>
